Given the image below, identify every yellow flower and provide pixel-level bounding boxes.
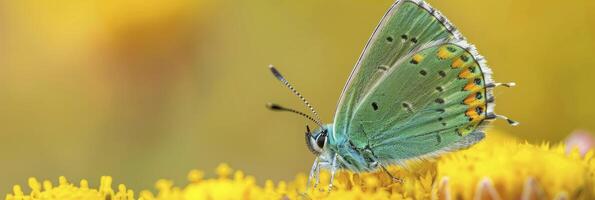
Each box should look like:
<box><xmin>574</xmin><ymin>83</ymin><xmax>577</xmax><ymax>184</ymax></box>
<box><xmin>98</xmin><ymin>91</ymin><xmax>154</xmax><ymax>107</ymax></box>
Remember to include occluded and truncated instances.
<box><xmin>436</xmin><ymin>131</ymin><xmax>594</xmax><ymax>199</ymax></box>
<box><xmin>5</xmin><ymin>176</ymin><xmax>134</xmax><ymax>200</ymax></box>
<box><xmin>5</xmin><ymin>130</ymin><xmax>595</xmax><ymax>200</ymax></box>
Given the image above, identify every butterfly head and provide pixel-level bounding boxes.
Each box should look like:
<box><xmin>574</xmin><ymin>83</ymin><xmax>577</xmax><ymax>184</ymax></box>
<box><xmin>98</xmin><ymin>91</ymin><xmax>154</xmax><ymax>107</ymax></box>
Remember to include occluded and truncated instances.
<box><xmin>305</xmin><ymin>125</ymin><xmax>328</xmax><ymax>155</ymax></box>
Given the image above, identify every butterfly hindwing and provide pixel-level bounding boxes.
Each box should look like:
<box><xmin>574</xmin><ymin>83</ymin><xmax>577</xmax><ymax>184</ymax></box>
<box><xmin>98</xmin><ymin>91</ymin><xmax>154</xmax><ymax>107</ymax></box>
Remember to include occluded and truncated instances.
<box><xmin>333</xmin><ymin>0</ymin><xmax>463</xmax><ymax>142</ymax></box>
<box><xmin>351</xmin><ymin>42</ymin><xmax>492</xmax><ymax>162</ymax></box>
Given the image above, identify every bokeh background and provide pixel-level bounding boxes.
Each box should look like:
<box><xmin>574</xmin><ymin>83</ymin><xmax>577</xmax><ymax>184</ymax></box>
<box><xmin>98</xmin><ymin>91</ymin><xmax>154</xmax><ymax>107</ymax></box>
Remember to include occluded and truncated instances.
<box><xmin>1</xmin><ymin>0</ymin><xmax>594</xmax><ymax>194</ymax></box>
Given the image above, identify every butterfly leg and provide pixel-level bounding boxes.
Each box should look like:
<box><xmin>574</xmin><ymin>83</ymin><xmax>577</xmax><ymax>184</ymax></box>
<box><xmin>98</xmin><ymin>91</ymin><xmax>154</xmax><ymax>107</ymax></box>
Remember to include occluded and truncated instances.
<box><xmin>314</xmin><ymin>161</ymin><xmax>322</xmax><ymax>189</ymax></box>
<box><xmin>381</xmin><ymin>164</ymin><xmax>403</xmax><ymax>184</ymax></box>
<box><xmin>307</xmin><ymin>157</ymin><xmax>319</xmax><ymax>190</ymax></box>
<box><xmin>363</xmin><ymin>147</ymin><xmax>404</xmax><ymax>184</ymax></box>
<box><xmin>327</xmin><ymin>153</ymin><xmax>338</xmax><ymax>192</ymax></box>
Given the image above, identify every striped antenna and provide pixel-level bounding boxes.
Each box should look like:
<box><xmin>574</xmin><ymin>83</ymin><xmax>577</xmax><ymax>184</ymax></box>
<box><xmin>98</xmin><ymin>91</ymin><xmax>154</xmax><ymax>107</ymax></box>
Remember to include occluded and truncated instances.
<box><xmin>267</xmin><ymin>103</ymin><xmax>323</xmax><ymax>128</ymax></box>
<box><xmin>269</xmin><ymin>65</ymin><xmax>323</xmax><ymax>126</ymax></box>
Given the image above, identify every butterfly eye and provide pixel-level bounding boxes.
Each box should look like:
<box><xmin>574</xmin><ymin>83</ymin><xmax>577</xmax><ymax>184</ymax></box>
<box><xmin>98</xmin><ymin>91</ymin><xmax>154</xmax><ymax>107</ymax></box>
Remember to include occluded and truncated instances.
<box><xmin>316</xmin><ymin>133</ymin><xmax>326</xmax><ymax>149</ymax></box>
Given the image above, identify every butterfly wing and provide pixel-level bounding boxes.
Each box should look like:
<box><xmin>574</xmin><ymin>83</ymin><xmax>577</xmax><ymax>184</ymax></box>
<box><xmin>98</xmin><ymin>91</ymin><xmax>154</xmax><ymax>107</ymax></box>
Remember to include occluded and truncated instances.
<box><xmin>333</xmin><ymin>0</ymin><xmax>463</xmax><ymax>142</ymax></box>
<box><xmin>333</xmin><ymin>0</ymin><xmax>497</xmax><ymax>162</ymax></box>
<box><xmin>356</xmin><ymin>41</ymin><xmax>494</xmax><ymax>163</ymax></box>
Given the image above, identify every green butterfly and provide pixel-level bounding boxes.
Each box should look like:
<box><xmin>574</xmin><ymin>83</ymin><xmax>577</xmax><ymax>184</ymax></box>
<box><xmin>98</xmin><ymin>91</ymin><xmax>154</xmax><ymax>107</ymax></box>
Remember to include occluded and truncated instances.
<box><xmin>268</xmin><ymin>0</ymin><xmax>517</xmax><ymax>190</ymax></box>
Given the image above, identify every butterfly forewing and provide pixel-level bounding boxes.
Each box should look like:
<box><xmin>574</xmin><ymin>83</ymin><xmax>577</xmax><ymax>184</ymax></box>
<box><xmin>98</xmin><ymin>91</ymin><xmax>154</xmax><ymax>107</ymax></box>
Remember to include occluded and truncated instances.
<box><xmin>333</xmin><ymin>0</ymin><xmax>461</xmax><ymax>142</ymax></box>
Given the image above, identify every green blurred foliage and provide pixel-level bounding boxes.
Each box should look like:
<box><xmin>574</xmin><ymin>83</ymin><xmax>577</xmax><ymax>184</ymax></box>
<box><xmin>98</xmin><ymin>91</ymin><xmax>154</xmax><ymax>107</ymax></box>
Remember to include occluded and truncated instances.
<box><xmin>0</xmin><ymin>0</ymin><xmax>594</xmax><ymax>194</ymax></box>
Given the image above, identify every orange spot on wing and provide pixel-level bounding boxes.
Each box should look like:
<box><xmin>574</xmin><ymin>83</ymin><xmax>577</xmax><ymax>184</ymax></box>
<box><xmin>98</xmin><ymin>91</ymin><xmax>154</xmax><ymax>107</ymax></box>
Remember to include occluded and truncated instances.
<box><xmin>464</xmin><ymin>78</ymin><xmax>486</xmax><ymax>92</ymax></box>
<box><xmin>412</xmin><ymin>54</ymin><xmax>424</xmax><ymax>63</ymax></box>
<box><xmin>465</xmin><ymin>109</ymin><xmax>477</xmax><ymax>118</ymax></box>
<box><xmin>464</xmin><ymin>94</ymin><xmax>476</xmax><ymax>104</ymax></box>
<box><xmin>451</xmin><ymin>58</ymin><xmax>465</xmax><ymax>68</ymax></box>
<box><xmin>437</xmin><ymin>47</ymin><xmax>451</xmax><ymax>59</ymax></box>
<box><xmin>464</xmin><ymin>83</ymin><xmax>476</xmax><ymax>91</ymax></box>
<box><xmin>471</xmin><ymin>115</ymin><xmax>485</xmax><ymax>123</ymax></box>
<box><xmin>465</xmin><ymin>105</ymin><xmax>487</xmax><ymax>123</ymax></box>
<box><xmin>458</xmin><ymin>69</ymin><xmax>473</xmax><ymax>79</ymax></box>
<box><xmin>464</xmin><ymin>91</ymin><xmax>486</xmax><ymax>104</ymax></box>
<box><xmin>468</xmin><ymin>100</ymin><xmax>486</xmax><ymax>108</ymax></box>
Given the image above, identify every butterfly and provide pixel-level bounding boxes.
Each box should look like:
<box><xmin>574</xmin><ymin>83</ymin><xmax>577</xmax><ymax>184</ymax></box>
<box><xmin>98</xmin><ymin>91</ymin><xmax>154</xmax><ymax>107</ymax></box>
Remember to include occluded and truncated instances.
<box><xmin>268</xmin><ymin>0</ymin><xmax>517</xmax><ymax>190</ymax></box>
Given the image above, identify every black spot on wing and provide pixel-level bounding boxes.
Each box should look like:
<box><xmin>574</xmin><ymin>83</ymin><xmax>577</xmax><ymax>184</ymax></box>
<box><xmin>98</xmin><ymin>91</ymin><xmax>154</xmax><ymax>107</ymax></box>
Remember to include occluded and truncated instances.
<box><xmin>469</xmin><ymin>66</ymin><xmax>477</xmax><ymax>73</ymax></box>
<box><xmin>460</xmin><ymin>54</ymin><xmax>469</xmax><ymax>62</ymax></box>
<box><xmin>476</xmin><ymin>92</ymin><xmax>483</xmax><ymax>100</ymax></box>
<box><xmin>475</xmin><ymin>106</ymin><xmax>484</xmax><ymax>115</ymax></box>
<box><xmin>474</xmin><ymin>78</ymin><xmax>482</xmax><ymax>85</ymax></box>
<box><xmin>401</xmin><ymin>34</ymin><xmax>408</xmax><ymax>41</ymax></box>
<box><xmin>438</xmin><ymin>70</ymin><xmax>446</xmax><ymax>78</ymax></box>
<box><xmin>402</xmin><ymin>102</ymin><xmax>413</xmax><ymax>113</ymax></box>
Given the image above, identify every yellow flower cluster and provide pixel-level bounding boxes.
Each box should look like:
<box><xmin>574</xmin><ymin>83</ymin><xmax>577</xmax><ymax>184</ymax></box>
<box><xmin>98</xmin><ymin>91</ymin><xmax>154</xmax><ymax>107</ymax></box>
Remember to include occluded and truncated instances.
<box><xmin>436</xmin><ymin>133</ymin><xmax>594</xmax><ymax>199</ymax></box>
<box><xmin>6</xmin><ymin>176</ymin><xmax>133</xmax><ymax>200</ymax></box>
<box><xmin>5</xmin><ymin>131</ymin><xmax>594</xmax><ymax>200</ymax></box>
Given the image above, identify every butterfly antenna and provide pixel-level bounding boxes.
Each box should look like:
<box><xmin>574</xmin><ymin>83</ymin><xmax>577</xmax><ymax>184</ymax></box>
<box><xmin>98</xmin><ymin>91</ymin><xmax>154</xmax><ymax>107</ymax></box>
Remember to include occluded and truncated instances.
<box><xmin>267</xmin><ymin>103</ymin><xmax>324</xmax><ymax>128</ymax></box>
<box><xmin>269</xmin><ymin>65</ymin><xmax>323</xmax><ymax>124</ymax></box>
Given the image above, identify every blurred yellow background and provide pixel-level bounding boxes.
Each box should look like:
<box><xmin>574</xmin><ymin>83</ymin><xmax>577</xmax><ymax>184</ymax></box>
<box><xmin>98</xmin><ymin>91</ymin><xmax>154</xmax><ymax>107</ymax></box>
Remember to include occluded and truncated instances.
<box><xmin>1</xmin><ymin>0</ymin><xmax>594</xmax><ymax>194</ymax></box>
